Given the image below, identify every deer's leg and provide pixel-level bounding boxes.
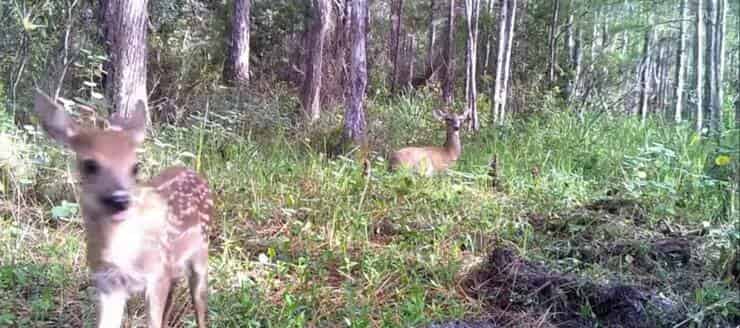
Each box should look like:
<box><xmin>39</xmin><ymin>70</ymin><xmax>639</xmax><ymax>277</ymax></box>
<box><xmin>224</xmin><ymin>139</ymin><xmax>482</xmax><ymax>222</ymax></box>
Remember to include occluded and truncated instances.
<box><xmin>161</xmin><ymin>281</ymin><xmax>177</xmax><ymax>325</ymax></box>
<box><xmin>187</xmin><ymin>248</ymin><xmax>208</xmax><ymax>328</ymax></box>
<box><xmin>146</xmin><ymin>275</ymin><xmax>173</xmax><ymax>328</ymax></box>
<box><xmin>97</xmin><ymin>290</ymin><xmax>128</xmax><ymax>328</ymax></box>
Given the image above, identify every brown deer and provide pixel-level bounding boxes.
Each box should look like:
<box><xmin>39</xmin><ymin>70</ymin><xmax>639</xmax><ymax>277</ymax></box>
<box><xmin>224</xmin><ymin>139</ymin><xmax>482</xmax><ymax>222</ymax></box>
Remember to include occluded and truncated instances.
<box><xmin>388</xmin><ymin>107</ymin><xmax>470</xmax><ymax>176</ymax></box>
<box><xmin>33</xmin><ymin>89</ymin><xmax>213</xmax><ymax>328</ymax></box>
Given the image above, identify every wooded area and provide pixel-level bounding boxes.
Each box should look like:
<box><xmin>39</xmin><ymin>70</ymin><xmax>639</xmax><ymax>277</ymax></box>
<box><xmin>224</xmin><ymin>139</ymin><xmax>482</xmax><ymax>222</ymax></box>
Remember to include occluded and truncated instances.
<box><xmin>0</xmin><ymin>0</ymin><xmax>739</xmax><ymax>326</ymax></box>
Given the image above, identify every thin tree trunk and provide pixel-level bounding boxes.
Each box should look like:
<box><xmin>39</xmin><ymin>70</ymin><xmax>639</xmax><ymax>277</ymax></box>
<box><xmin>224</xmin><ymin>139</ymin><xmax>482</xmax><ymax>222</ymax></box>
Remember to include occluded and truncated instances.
<box><xmin>621</xmin><ymin>0</ymin><xmax>630</xmax><ymax>55</ymax></box>
<box><xmin>464</xmin><ymin>0</ymin><xmax>480</xmax><ymax>130</ymax></box>
<box><xmin>407</xmin><ymin>34</ymin><xmax>416</xmax><ymax>88</ymax></box>
<box><xmin>427</xmin><ymin>0</ymin><xmax>436</xmax><ymax>72</ymax></box>
<box><xmin>223</xmin><ymin>0</ymin><xmax>250</xmax><ymax>85</ymax></box>
<box><xmin>391</xmin><ymin>0</ymin><xmax>404</xmax><ymax>93</ymax></box>
<box><xmin>491</xmin><ymin>0</ymin><xmax>516</xmax><ymax>124</ymax></box>
<box><xmin>301</xmin><ymin>0</ymin><xmax>331</xmax><ymax>123</ymax></box>
<box><xmin>713</xmin><ymin>0</ymin><xmax>726</xmax><ymax>132</ymax></box>
<box><xmin>565</xmin><ymin>11</ymin><xmax>576</xmax><ymax>103</ymax></box>
<box><xmin>674</xmin><ymin>0</ymin><xmax>687</xmax><ymax>123</ymax></box>
<box><xmin>442</xmin><ymin>0</ymin><xmax>456</xmax><ymax>105</ymax></box>
<box><xmin>695</xmin><ymin>0</ymin><xmax>704</xmax><ymax>133</ymax></box>
<box><xmin>482</xmin><ymin>0</ymin><xmax>495</xmax><ymax>77</ymax></box>
<box><xmin>736</xmin><ymin>4</ymin><xmax>740</xmax><ymax>132</ymax></box>
<box><xmin>344</xmin><ymin>0</ymin><xmax>368</xmax><ymax>145</ymax></box>
<box><xmin>547</xmin><ymin>0</ymin><xmax>560</xmax><ymax>83</ymax></box>
<box><xmin>639</xmin><ymin>24</ymin><xmax>652</xmax><ymax>124</ymax></box>
<box><xmin>98</xmin><ymin>0</ymin><xmax>148</xmax><ymax>118</ymax></box>
<box><xmin>705</xmin><ymin>0</ymin><xmax>718</xmax><ymax>133</ymax></box>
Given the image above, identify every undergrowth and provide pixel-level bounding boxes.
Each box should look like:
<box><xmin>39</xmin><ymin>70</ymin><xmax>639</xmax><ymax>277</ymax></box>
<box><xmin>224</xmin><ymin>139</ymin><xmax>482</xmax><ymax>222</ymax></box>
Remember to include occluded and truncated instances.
<box><xmin>1</xmin><ymin>90</ymin><xmax>738</xmax><ymax>327</ymax></box>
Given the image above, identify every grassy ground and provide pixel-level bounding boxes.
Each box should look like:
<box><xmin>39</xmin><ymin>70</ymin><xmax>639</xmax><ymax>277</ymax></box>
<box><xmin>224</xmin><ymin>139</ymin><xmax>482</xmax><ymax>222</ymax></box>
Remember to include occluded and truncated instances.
<box><xmin>0</xmin><ymin>92</ymin><xmax>738</xmax><ymax>327</ymax></box>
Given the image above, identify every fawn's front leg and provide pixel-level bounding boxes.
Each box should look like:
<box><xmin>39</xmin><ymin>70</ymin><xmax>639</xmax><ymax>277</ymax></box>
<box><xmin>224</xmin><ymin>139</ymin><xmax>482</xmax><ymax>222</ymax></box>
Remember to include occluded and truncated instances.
<box><xmin>146</xmin><ymin>275</ymin><xmax>173</xmax><ymax>328</ymax></box>
<box><xmin>188</xmin><ymin>249</ymin><xmax>209</xmax><ymax>328</ymax></box>
<box><xmin>97</xmin><ymin>290</ymin><xmax>128</xmax><ymax>328</ymax></box>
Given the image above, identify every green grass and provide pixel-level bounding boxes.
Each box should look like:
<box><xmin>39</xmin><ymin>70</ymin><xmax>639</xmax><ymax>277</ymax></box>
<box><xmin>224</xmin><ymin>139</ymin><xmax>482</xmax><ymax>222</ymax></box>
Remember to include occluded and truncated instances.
<box><xmin>1</xmin><ymin>92</ymin><xmax>738</xmax><ymax>327</ymax></box>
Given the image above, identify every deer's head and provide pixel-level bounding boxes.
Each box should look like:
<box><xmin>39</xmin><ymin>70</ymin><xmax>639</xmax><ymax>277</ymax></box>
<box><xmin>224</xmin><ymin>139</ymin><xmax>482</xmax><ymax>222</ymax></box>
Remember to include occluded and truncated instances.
<box><xmin>34</xmin><ymin>89</ymin><xmax>147</xmax><ymax>221</ymax></box>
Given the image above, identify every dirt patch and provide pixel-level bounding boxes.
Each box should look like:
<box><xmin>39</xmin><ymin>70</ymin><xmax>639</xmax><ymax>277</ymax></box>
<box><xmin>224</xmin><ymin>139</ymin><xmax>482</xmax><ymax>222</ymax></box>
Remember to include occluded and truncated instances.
<box><xmin>460</xmin><ymin>247</ymin><xmax>683</xmax><ymax>328</ymax></box>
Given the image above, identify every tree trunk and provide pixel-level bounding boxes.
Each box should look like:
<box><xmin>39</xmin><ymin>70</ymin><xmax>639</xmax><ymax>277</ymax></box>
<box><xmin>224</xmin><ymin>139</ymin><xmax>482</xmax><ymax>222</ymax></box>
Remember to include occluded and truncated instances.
<box><xmin>427</xmin><ymin>0</ymin><xmax>436</xmax><ymax>72</ymax></box>
<box><xmin>565</xmin><ymin>11</ymin><xmax>578</xmax><ymax>103</ymax></box>
<box><xmin>482</xmin><ymin>0</ymin><xmax>495</xmax><ymax>77</ymax></box>
<box><xmin>406</xmin><ymin>34</ymin><xmax>416</xmax><ymax>88</ymax></box>
<box><xmin>705</xmin><ymin>0</ymin><xmax>718</xmax><ymax>133</ymax></box>
<box><xmin>301</xmin><ymin>0</ymin><xmax>331</xmax><ymax>123</ymax></box>
<box><xmin>638</xmin><ymin>23</ymin><xmax>652</xmax><ymax>124</ymax></box>
<box><xmin>442</xmin><ymin>0</ymin><xmax>456</xmax><ymax>105</ymax></box>
<box><xmin>343</xmin><ymin>0</ymin><xmax>368</xmax><ymax>145</ymax></box>
<box><xmin>464</xmin><ymin>0</ymin><xmax>480</xmax><ymax>130</ymax></box>
<box><xmin>736</xmin><ymin>2</ymin><xmax>740</xmax><ymax>133</ymax></box>
<box><xmin>98</xmin><ymin>0</ymin><xmax>148</xmax><ymax>118</ymax></box>
<box><xmin>391</xmin><ymin>0</ymin><xmax>404</xmax><ymax>93</ymax></box>
<box><xmin>547</xmin><ymin>0</ymin><xmax>560</xmax><ymax>84</ymax></box>
<box><xmin>223</xmin><ymin>0</ymin><xmax>250</xmax><ymax>85</ymax></box>
<box><xmin>491</xmin><ymin>0</ymin><xmax>516</xmax><ymax>124</ymax></box>
<box><xmin>713</xmin><ymin>0</ymin><xmax>726</xmax><ymax>132</ymax></box>
<box><xmin>674</xmin><ymin>0</ymin><xmax>687</xmax><ymax>123</ymax></box>
<box><xmin>695</xmin><ymin>0</ymin><xmax>704</xmax><ymax>133</ymax></box>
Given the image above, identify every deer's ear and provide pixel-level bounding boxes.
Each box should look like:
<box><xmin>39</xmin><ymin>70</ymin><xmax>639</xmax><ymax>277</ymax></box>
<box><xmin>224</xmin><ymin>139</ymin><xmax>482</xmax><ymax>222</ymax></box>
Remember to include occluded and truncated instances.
<box><xmin>109</xmin><ymin>100</ymin><xmax>148</xmax><ymax>144</ymax></box>
<box><xmin>432</xmin><ymin>109</ymin><xmax>446</xmax><ymax>121</ymax></box>
<box><xmin>33</xmin><ymin>88</ymin><xmax>79</xmax><ymax>147</ymax></box>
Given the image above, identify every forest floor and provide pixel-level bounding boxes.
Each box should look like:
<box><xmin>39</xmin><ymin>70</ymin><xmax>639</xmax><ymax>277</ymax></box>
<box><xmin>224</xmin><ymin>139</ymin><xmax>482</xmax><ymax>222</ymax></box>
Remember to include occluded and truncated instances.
<box><xmin>1</xmin><ymin>94</ymin><xmax>739</xmax><ymax>327</ymax></box>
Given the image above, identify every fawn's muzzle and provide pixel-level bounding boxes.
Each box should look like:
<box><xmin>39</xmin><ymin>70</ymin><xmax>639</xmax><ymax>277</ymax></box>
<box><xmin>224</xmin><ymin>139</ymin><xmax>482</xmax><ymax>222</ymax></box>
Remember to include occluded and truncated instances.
<box><xmin>101</xmin><ymin>191</ymin><xmax>131</xmax><ymax>212</ymax></box>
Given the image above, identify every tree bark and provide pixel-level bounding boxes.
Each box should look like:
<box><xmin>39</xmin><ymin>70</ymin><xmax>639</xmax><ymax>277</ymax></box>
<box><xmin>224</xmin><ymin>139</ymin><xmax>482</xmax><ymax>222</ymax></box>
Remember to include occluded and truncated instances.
<box><xmin>736</xmin><ymin>1</ymin><xmax>740</xmax><ymax>133</ymax></box>
<box><xmin>442</xmin><ymin>0</ymin><xmax>456</xmax><ymax>105</ymax></box>
<box><xmin>695</xmin><ymin>0</ymin><xmax>704</xmax><ymax>133</ymax></box>
<box><xmin>713</xmin><ymin>0</ymin><xmax>726</xmax><ymax>132</ymax></box>
<box><xmin>482</xmin><ymin>0</ymin><xmax>495</xmax><ymax>78</ymax></box>
<box><xmin>638</xmin><ymin>23</ymin><xmax>653</xmax><ymax>124</ymax></box>
<box><xmin>301</xmin><ymin>0</ymin><xmax>331</xmax><ymax>123</ymax></box>
<box><xmin>407</xmin><ymin>34</ymin><xmax>416</xmax><ymax>88</ymax></box>
<box><xmin>705</xmin><ymin>0</ymin><xmax>718</xmax><ymax>133</ymax></box>
<box><xmin>391</xmin><ymin>0</ymin><xmax>404</xmax><ymax>93</ymax></box>
<box><xmin>464</xmin><ymin>0</ymin><xmax>480</xmax><ymax>130</ymax></box>
<box><xmin>223</xmin><ymin>0</ymin><xmax>251</xmax><ymax>85</ymax></box>
<box><xmin>491</xmin><ymin>0</ymin><xmax>516</xmax><ymax>124</ymax></box>
<box><xmin>98</xmin><ymin>0</ymin><xmax>148</xmax><ymax>118</ymax></box>
<box><xmin>427</xmin><ymin>0</ymin><xmax>436</xmax><ymax>72</ymax></box>
<box><xmin>547</xmin><ymin>0</ymin><xmax>560</xmax><ymax>84</ymax></box>
<box><xmin>344</xmin><ymin>0</ymin><xmax>368</xmax><ymax>145</ymax></box>
<box><xmin>673</xmin><ymin>0</ymin><xmax>687</xmax><ymax>123</ymax></box>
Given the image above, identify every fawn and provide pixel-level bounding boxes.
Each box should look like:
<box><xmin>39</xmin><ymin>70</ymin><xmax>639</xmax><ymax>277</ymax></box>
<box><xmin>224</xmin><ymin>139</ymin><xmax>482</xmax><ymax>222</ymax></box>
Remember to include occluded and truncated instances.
<box><xmin>388</xmin><ymin>107</ymin><xmax>470</xmax><ymax>176</ymax></box>
<box><xmin>33</xmin><ymin>89</ymin><xmax>213</xmax><ymax>328</ymax></box>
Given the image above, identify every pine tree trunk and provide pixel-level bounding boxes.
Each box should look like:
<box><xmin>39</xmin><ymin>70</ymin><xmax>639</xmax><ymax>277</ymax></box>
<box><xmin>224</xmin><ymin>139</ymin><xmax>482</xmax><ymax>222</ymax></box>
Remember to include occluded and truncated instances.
<box><xmin>674</xmin><ymin>0</ymin><xmax>687</xmax><ymax>123</ymax></box>
<box><xmin>99</xmin><ymin>0</ymin><xmax>148</xmax><ymax>118</ymax></box>
<box><xmin>499</xmin><ymin>0</ymin><xmax>516</xmax><ymax>122</ymax></box>
<box><xmin>547</xmin><ymin>0</ymin><xmax>560</xmax><ymax>84</ymax></box>
<box><xmin>301</xmin><ymin>0</ymin><xmax>331</xmax><ymax>123</ymax></box>
<box><xmin>464</xmin><ymin>0</ymin><xmax>480</xmax><ymax>130</ymax></box>
<box><xmin>344</xmin><ymin>0</ymin><xmax>368</xmax><ymax>145</ymax></box>
<box><xmin>442</xmin><ymin>0</ymin><xmax>456</xmax><ymax>105</ymax></box>
<box><xmin>391</xmin><ymin>0</ymin><xmax>404</xmax><ymax>93</ymax></box>
<box><xmin>223</xmin><ymin>0</ymin><xmax>250</xmax><ymax>85</ymax></box>
<box><xmin>695</xmin><ymin>0</ymin><xmax>704</xmax><ymax>133</ymax></box>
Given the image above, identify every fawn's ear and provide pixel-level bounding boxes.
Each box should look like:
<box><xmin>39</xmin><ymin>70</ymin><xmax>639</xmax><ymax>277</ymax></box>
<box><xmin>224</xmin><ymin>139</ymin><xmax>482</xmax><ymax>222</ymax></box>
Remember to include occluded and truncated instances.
<box><xmin>109</xmin><ymin>100</ymin><xmax>148</xmax><ymax>144</ymax></box>
<box><xmin>432</xmin><ymin>108</ymin><xmax>447</xmax><ymax>121</ymax></box>
<box><xmin>33</xmin><ymin>88</ymin><xmax>80</xmax><ymax>147</ymax></box>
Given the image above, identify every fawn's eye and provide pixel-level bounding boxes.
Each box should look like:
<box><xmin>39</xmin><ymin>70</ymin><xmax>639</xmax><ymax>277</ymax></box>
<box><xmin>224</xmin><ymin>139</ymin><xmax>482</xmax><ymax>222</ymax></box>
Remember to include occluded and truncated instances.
<box><xmin>81</xmin><ymin>159</ymin><xmax>99</xmax><ymax>176</ymax></box>
<box><xmin>132</xmin><ymin>162</ymin><xmax>141</xmax><ymax>176</ymax></box>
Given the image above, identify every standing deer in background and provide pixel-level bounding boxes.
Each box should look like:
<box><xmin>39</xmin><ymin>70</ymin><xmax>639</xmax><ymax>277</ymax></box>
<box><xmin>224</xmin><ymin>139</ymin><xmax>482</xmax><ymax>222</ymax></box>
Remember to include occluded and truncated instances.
<box><xmin>33</xmin><ymin>89</ymin><xmax>213</xmax><ymax>328</ymax></box>
<box><xmin>388</xmin><ymin>107</ymin><xmax>471</xmax><ymax>176</ymax></box>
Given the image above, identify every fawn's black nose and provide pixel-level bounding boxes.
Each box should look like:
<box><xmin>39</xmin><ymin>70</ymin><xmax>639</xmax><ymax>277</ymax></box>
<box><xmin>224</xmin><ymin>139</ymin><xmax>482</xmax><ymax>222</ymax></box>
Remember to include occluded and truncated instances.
<box><xmin>101</xmin><ymin>191</ymin><xmax>130</xmax><ymax>212</ymax></box>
